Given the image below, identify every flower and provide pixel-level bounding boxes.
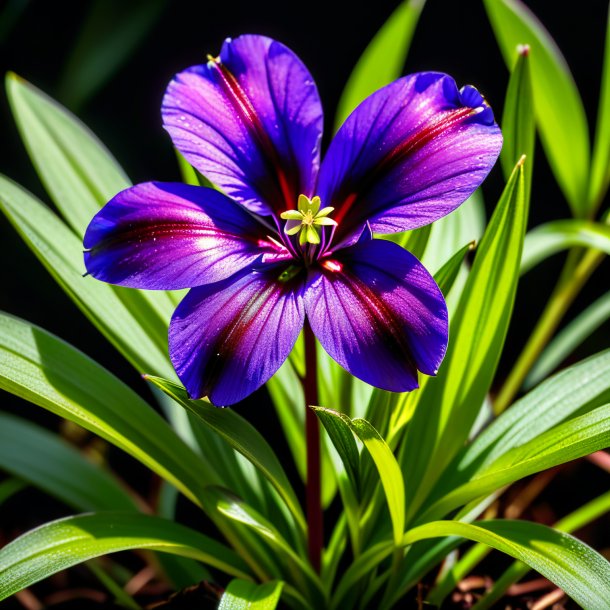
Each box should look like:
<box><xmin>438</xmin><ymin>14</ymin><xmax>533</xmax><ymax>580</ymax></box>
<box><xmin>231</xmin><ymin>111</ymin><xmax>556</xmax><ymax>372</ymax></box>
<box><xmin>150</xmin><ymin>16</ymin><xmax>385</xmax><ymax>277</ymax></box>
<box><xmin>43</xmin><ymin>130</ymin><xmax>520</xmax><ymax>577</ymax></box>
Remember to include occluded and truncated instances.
<box><xmin>83</xmin><ymin>35</ymin><xmax>502</xmax><ymax>406</ymax></box>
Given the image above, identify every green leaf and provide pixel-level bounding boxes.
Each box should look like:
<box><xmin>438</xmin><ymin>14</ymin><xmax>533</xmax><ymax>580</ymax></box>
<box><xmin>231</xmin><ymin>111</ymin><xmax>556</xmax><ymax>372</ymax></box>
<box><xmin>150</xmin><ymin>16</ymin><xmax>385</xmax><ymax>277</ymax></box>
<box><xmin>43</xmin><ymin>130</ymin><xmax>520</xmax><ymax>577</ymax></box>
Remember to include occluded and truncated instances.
<box><xmin>521</xmin><ymin>219</ymin><xmax>610</xmax><ymax>275</ymax></box>
<box><xmin>0</xmin><ymin>176</ymin><xmax>174</xmax><ymax>378</ymax></box>
<box><xmin>334</xmin><ymin>0</ymin><xmax>426</xmax><ymax>130</ymax></box>
<box><xmin>500</xmin><ymin>44</ymin><xmax>535</xmax><ymax>197</ymax></box>
<box><xmin>5</xmin><ymin>75</ymin><xmax>177</xmax><ymax>368</ymax></box>
<box><xmin>484</xmin><ymin>0</ymin><xmax>589</xmax><ymax>214</ymax></box>
<box><xmin>525</xmin><ymin>291</ymin><xmax>610</xmax><ymax>388</ymax></box>
<box><xmin>313</xmin><ymin>407</ymin><xmax>361</xmax><ymax>496</ymax></box>
<box><xmin>0</xmin><ymin>479</ymin><xmax>26</xmax><ymax>507</ymax></box>
<box><xmin>219</xmin><ymin>579</ymin><xmax>284</xmax><ymax>610</ymax></box>
<box><xmin>146</xmin><ymin>376</ymin><xmax>306</xmax><ymax>534</ymax></box>
<box><xmin>0</xmin><ymin>512</ymin><xmax>251</xmax><ymax>601</ymax></box>
<box><xmin>421</xmin><ymin>403</ymin><xmax>610</xmax><ymax>522</ymax></box>
<box><xmin>472</xmin><ymin>490</ymin><xmax>610</xmax><ymax>610</ymax></box>
<box><xmin>459</xmin><ymin>349</ymin><xmax>610</xmax><ymax>473</ymax></box>
<box><xmin>0</xmin><ymin>412</ymin><xmax>137</xmax><ymax>512</ymax></box>
<box><xmin>380</xmin><ymin>223</ymin><xmax>431</xmax><ymax>261</ymax></box>
<box><xmin>0</xmin><ymin>312</ymin><xmax>213</xmax><ymax>507</ymax></box>
<box><xmin>210</xmin><ymin>488</ymin><xmax>323</xmax><ymax>604</ymax></box>
<box><xmin>402</xmin><ymin>158</ymin><xmax>529</xmax><ymax>522</ymax></box>
<box><xmin>6</xmin><ymin>73</ymin><xmax>129</xmax><ymax>235</ymax></box>
<box><xmin>433</xmin><ymin>241</ymin><xmax>476</xmax><ymax>298</ymax></box>
<box><xmin>589</xmin><ymin>4</ymin><xmax>610</xmax><ymax>210</ymax></box>
<box><xmin>402</xmin><ymin>519</ymin><xmax>610</xmax><ymax>610</ymax></box>
<box><xmin>57</xmin><ymin>0</ymin><xmax>166</xmax><ymax>110</ymax></box>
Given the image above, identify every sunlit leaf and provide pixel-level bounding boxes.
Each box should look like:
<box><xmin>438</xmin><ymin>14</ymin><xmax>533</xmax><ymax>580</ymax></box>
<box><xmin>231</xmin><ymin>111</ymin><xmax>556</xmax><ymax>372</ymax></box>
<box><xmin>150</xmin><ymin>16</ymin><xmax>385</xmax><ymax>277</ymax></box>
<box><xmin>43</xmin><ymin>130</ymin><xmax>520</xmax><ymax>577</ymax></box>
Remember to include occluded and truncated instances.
<box><xmin>521</xmin><ymin>219</ymin><xmax>610</xmax><ymax>275</ymax></box>
<box><xmin>146</xmin><ymin>376</ymin><xmax>306</xmax><ymax>534</ymax></box>
<box><xmin>0</xmin><ymin>512</ymin><xmax>251</xmax><ymax>601</ymax></box>
<box><xmin>484</xmin><ymin>0</ymin><xmax>589</xmax><ymax>214</ymax></box>
<box><xmin>402</xmin><ymin>520</ymin><xmax>610</xmax><ymax>610</ymax></box>
<box><xmin>219</xmin><ymin>579</ymin><xmax>284</xmax><ymax>610</ymax></box>
<box><xmin>402</xmin><ymin>158</ymin><xmax>528</xmax><ymax>522</ymax></box>
<box><xmin>0</xmin><ymin>312</ymin><xmax>213</xmax><ymax>507</ymax></box>
<box><xmin>334</xmin><ymin>0</ymin><xmax>426</xmax><ymax>130</ymax></box>
<box><xmin>589</xmin><ymin>4</ymin><xmax>610</xmax><ymax>210</ymax></box>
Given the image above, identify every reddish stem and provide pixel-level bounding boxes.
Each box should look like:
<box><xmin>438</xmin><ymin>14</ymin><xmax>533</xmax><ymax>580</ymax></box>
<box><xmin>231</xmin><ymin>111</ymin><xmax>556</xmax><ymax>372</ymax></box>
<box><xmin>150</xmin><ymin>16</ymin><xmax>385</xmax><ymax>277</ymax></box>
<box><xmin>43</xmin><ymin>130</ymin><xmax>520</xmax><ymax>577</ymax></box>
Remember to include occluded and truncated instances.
<box><xmin>304</xmin><ymin>319</ymin><xmax>322</xmax><ymax>573</ymax></box>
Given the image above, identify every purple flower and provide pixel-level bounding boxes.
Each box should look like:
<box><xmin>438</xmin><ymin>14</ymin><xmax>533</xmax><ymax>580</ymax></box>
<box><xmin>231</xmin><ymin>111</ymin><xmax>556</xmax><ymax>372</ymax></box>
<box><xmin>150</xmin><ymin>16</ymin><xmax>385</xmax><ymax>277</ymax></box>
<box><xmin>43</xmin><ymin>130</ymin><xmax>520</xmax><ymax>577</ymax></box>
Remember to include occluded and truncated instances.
<box><xmin>84</xmin><ymin>35</ymin><xmax>502</xmax><ymax>406</ymax></box>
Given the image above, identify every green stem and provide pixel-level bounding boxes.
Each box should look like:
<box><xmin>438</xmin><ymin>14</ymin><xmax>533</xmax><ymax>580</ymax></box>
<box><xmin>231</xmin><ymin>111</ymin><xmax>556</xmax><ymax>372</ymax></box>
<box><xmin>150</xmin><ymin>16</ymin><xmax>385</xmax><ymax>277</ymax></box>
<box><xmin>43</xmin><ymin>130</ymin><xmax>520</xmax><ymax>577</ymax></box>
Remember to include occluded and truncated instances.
<box><xmin>494</xmin><ymin>248</ymin><xmax>604</xmax><ymax>414</ymax></box>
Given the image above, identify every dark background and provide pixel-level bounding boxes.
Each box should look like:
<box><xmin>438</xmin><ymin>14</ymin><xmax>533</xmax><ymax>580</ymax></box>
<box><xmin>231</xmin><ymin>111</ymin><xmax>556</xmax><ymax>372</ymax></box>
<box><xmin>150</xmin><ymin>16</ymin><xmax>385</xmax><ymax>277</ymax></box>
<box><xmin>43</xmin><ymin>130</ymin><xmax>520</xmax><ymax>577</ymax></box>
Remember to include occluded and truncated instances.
<box><xmin>0</xmin><ymin>1</ymin><xmax>609</xmax><ymax>603</ymax></box>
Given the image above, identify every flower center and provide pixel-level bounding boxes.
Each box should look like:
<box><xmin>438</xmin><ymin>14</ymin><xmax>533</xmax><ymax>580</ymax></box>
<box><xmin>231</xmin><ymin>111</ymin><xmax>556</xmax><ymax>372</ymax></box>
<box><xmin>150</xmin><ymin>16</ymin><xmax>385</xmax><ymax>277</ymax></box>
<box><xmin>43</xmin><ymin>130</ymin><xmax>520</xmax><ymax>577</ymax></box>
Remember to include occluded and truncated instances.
<box><xmin>280</xmin><ymin>194</ymin><xmax>337</xmax><ymax>246</ymax></box>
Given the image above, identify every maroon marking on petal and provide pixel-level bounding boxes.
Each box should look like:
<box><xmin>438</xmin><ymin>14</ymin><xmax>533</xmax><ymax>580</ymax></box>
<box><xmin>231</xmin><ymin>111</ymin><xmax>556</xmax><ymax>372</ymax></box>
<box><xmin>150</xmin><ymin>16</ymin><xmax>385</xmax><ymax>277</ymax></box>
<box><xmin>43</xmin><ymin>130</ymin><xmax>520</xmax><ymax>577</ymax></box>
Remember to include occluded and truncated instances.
<box><xmin>210</xmin><ymin>60</ymin><xmax>297</xmax><ymax>212</ymax></box>
<box><xmin>326</xmin><ymin>265</ymin><xmax>417</xmax><ymax>370</ymax></box>
<box><xmin>333</xmin><ymin>106</ymin><xmax>476</xmax><ymax>227</ymax></box>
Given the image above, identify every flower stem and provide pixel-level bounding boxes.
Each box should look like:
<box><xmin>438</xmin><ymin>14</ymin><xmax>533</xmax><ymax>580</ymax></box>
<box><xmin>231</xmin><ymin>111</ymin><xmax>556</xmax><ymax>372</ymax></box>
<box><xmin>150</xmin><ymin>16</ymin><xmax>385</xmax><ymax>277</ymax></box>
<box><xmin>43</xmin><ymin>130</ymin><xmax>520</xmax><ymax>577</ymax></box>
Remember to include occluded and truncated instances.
<box><xmin>494</xmin><ymin>248</ymin><xmax>604</xmax><ymax>414</ymax></box>
<box><xmin>304</xmin><ymin>319</ymin><xmax>322</xmax><ymax>573</ymax></box>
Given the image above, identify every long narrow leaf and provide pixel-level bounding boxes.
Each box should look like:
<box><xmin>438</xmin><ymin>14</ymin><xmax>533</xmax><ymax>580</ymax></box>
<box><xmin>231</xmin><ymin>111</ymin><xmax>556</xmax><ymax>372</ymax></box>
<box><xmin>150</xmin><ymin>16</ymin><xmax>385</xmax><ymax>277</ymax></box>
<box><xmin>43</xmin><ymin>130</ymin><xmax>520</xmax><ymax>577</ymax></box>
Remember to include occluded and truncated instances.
<box><xmin>402</xmin><ymin>520</ymin><xmax>610</xmax><ymax>610</ymax></box>
<box><xmin>420</xmin><ymin>404</ymin><xmax>610</xmax><ymax>522</ymax></box>
<box><xmin>146</xmin><ymin>376</ymin><xmax>306</xmax><ymax>534</ymax></box>
<box><xmin>402</xmin><ymin>158</ymin><xmax>528</xmax><ymax>521</ymax></box>
<box><xmin>521</xmin><ymin>219</ymin><xmax>610</xmax><ymax>275</ymax></box>
<box><xmin>0</xmin><ymin>412</ymin><xmax>138</xmax><ymax>512</ymax></box>
<box><xmin>525</xmin><ymin>292</ymin><xmax>610</xmax><ymax>388</ymax></box>
<box><xmin>484</xmin><ymin>0</ymin><xmax>589</xmax><ymax>214</ymax></box>
<box><xmin>0</xmin><ymin>312</ymin><xmax>214</xmax><ymax>506</ymax></box>
<box><xmin>219</xmin><ymin>579</ymin><xmax>284</xmax><ymax>610</ymax></box>
<box><xmin>334</xmin><ymin>0</ymin><xmax>426</xmax><ymax>130</ymax></box>
<box><xmin>589</xmin><ymin>3</ymin><xmax>610</xmax><ymax>209</ymax></box>
<box><xmin>0</xmin><ymin>512</ymin><xmax>251</xmax><ymax>601</ymax></box>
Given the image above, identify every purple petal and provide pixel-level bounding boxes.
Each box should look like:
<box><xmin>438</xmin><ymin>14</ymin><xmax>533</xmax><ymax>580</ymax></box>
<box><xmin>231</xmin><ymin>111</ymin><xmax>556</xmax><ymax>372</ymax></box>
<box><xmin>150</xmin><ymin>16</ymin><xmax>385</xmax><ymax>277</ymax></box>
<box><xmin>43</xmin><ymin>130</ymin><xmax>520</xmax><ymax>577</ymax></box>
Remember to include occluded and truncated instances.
<box><xmin>305</xmin><ymin>239</ymin><xmax>447</xmax><ymax>392</ymax></box>
<box><xmin>162</xmin><ymin>35</ymin><xmax>323</xmax><ymax>217</ymax></box>
<box><xmin>317</xmin><ymin>72</ymin><xmax>502</xmax><ymax>242</ymax></box>
<box><xmin>169</xmin><ymin>267</ymin><xmax>305</xmax><ymax>405</ymax></box>
<box><xmin>84</xmin><ymin>182</ymin><xmax>283</xmax><ymax>290</ymax></box>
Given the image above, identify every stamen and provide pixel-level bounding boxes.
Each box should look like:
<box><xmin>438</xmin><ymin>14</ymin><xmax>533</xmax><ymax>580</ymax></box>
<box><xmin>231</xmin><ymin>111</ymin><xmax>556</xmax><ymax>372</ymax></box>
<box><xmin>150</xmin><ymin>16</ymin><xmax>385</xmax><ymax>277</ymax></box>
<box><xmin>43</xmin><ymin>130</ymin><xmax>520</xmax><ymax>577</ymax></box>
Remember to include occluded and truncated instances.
<box><xmin>280</xmin><ymin>195</ymin><xmax>337</xmax><ymax>246</ymax></box>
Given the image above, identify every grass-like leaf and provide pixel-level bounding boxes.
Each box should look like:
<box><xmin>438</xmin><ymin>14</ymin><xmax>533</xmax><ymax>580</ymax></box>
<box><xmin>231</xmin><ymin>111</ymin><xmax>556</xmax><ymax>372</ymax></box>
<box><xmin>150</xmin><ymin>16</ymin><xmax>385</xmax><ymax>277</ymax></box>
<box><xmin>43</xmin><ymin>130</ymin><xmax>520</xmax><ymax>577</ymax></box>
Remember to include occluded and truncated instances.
<box><xmin>146</xmin><ymin>376</ymin><xmax>306</xmax><ymax>534</ymax></box>
<box><xmin>521</xmin><ymin>219</ymin><xmax>610</xmax><ymax>275</ymax></box>
<box><xmin>0</xmin><ymin>512</ymin><xmax>251</xmax><ymax>601</ymax></box>
<box><xmin>589</xmin><ymin>4</ymin><xmax>610</xmax><ymax>210</ymax></box>
<box><xmin>484</xmin><ymin>0</ymin><xmax>589</xmax><ymax>215</ymax></box>
<box><xmin>0</xmin><ymin>312</ymin><xmax>213</xmax><ymax>506</ymax></box>
<box><xmin>402</xmin><ymin>158</ymin><xmax>528</xmax><ymax>522</ymax></box>
<box><xmin>219</xmin><ymin>579</ymin><xmax>284</xmax><ymax>610</ymax></box>
<box><xmin>333</xmin><ymin>0</ymin><xmax>426</xmax><ymax>130</ymax></box>
<box><xmin>0</xmin><ymin>412</ymin><xmax>138</xmax><ymax>512</ymax></box>
<box><xmin>525</xmin><ymin>292</ymin><xmax>610</xmax><ymax>388</ymax></box>
<box><xmin>402</xmin><ymin>520</ymin><xmax>610</xmax><ymax>610</ymax></box>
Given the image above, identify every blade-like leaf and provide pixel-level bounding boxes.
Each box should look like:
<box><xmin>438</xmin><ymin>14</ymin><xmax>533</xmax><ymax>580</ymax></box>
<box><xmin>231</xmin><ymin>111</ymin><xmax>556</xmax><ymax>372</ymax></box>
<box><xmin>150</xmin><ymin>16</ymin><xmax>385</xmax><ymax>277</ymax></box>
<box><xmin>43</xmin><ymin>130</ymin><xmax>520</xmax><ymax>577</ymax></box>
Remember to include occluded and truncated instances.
<box><xmin>472</xmin><ymin>490</ymin><xmax>610</xmax><ymax>610</ymax></box>
<box><xmin>6</xmin><ymin>73</ymin><xmax>129</xmax><ymax>235</ymax></box>
<box><xmin>589</xmin><ymin>4</ymin><xmax>610</xmax><ymax>209</ymax></box>
<box><xmin>334</xmin><ymin>0</ymin><xmax>426</xmax><ymax>130</ymax></box>
<box><xmin>525</xmin><ymin>292</ymin><xmax>610</xmax><ymax>388</ymax></box>
<box><xmin>500</xmin><ymin>44</ymin><xmax>535</xmax><ymax>197</ymax></box>
<box><xmin>402</xmin><ymin>158</ymin><xmax>528</xmax><ymax>521</ymax></box>
<box><xmin>521</xmin><ymin>219</ymin><xmax>610</xmax><ymax>275</ymax></box>
<box><xmin>484</xmin><ymin>0</ymin><xmax>589</xmax><ymax>214</ymax></box>
<box><xmin>0</xmin><ymin>512</ymin><xmax>251</xmax><ymax>601</ymax></box>
<box><xmin>421</xmin><ymin>404</ymin><xmax>610</xmax><ymax>522</ymax></box>
<box><xmin>0</xmin><ymin>312</ymin><xmax>214</xmax><ymax>506</ymax></box>
<box><xmin>458</xmin><ymin>349</ymin><xmax>610</xmax><ymax>473</ymax></box>
<box><xmin>219</xmin><ymin>579</ymin><xmax>284</xmax><ymax>610</ymax></box>
<box><xmin>0</xmin><ymin>175</ymin><xmax>173</xmax><ymax>378</ymax></box>
<box><xmin>0</xmin><ymin>412</ymin><xmax>137</xmax><ymax>512</ymax></box>
<box><xmin>313</xmin><ymin>407</ymin><xmax>361</xmax><ymax>496</ymax></box>
<box><xmin>352</xmin><ymin>418</ymin><xmax>404</xmax><ymax>546</ymax></box>
<box><xmin>403</xmin><ymin>520</ymin><xmax>610</xmax><ymax>610</ymax></box>
<box><xmin>146</xmin><ymin>376</ymin><xmax>306</xmax><ymax>534</ymax></box>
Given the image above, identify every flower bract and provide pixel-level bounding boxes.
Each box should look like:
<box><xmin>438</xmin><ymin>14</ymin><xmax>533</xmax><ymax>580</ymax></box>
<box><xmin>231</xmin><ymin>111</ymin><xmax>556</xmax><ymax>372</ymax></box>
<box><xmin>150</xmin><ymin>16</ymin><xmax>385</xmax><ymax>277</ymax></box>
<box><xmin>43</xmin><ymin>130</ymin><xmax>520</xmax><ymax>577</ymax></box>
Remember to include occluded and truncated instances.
<box><xmin>84</xmin><ymin>35</ymin><xmax>502</xmax><ymax>406</ymax></box>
